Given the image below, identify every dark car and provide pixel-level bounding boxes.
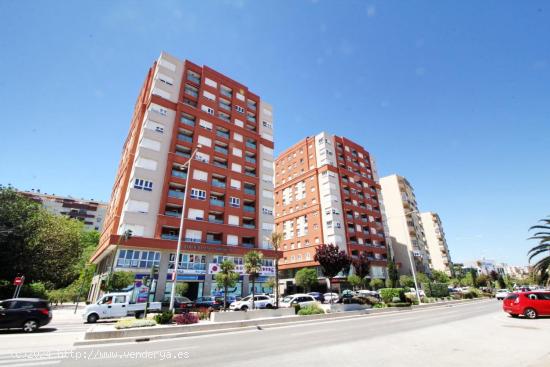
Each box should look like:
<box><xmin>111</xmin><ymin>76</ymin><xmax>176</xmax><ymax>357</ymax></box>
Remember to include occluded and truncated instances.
<box><xmin>194</xmin><ymin>296</ymin><xmax>223</xmax><ymax>310</ymax></box>
<box><xmin>160</xmin><ymin>296</ymin><xmax>194</xmax><ymax>313</ymax></box>
<box><xmin>0</xmin><ymin>298</ymin><xmax>52</xmax><ymax>332</ymax></box>
<box><xmin>308</xmin><ymin>292</ymin><xmax>325</xmax><ymax>303</ymax></box>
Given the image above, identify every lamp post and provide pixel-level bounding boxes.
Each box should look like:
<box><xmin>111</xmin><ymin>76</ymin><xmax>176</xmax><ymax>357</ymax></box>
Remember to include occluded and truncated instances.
<box><xmin>386</xmin><ymin>209</ymin><xmax>422</xmax><ymax>305</ymax></box>
<box><xmin>169</xmin><ymin>145</ymin><xmax>202</xmax><ymax>312</ymax></box>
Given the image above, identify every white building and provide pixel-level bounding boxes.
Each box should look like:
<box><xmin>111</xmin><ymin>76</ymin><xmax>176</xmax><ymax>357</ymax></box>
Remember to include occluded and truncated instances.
<box><xmin>420</xmin><ymin>212</ymin><xmax>452</xmax><ymax>275</ymax></box>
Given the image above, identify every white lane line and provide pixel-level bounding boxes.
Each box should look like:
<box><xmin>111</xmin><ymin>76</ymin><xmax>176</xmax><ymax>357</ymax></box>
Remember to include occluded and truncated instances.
<box><xmin>0</xmin><ymin>360</ymin><xmax>60</xmax><ymax>367</ymax></box>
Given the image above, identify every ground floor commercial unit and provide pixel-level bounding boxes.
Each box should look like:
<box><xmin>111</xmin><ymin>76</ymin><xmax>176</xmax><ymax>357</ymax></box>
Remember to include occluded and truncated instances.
<box><xmin>88</xmin><ymin>236</ymin><xmax>277</xmax><ymax>303</ymax></box>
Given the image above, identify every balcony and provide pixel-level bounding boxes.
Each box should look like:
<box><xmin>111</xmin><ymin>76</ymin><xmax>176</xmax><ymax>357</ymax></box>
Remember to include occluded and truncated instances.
<box><xmin>161</xmin><ymin>233</ymin><xmax>179</xmax><ymax>241</ymax></box>
<box><xmin>206</xmin><ymin>239</ymin><xmax>222</xmax><ymax>245</ymax></box>
<box><xmin>210</xmin><ymin>198</ymin><xmax>225</xmax><ymax>207</ymax></box>
<box><xmin>165</xmin><ymin>210</ymin><xmax>181</xmax><ymax>218</ymax></box>
<box><xmin>247</xmin><ymin>101</ymin><xmax>257</xmax><ymax>110</ymax></box>
<box><xmin>187</xmin><ymin>74</ymin><xmax>200</xmax><ymax>85</ymax></box>
<box><xmin>175</xmin><ymin>151</ymin><xmax>191</xmax><ymax>158</ymax></box>
<box><xmin>180</xmin><ymin>116</ymin><xmax>195</xmax><ymax>127</ymax></box>
<box><xmin>244</xmin><ymin>171</ymin><xmax>256</xmax><ymax>177</ymax></box>
<box><xmin>244</xmin><ymin>188</ymin><xmax>256</xmax><ymax>196</ymax></box>
<box><xmin>213</xmin><ymin>161</ymin><xmax>228</xmax><ymax>169</ymax></box>
<box><xmin>178</xmin><ymin>134</ymin><xmax>193</xmax><ymax>143</ymax></box>
<box><xmin>220</xmin><ymin>89</ymin><xmax>232</xmax><ymax>98</ymax></box>
<box><xmin>184</xmin><ymin>87</ymin><xmax>198</xmax><ymax>98</ymax></box>
<box><xmin>245</xmin><ymin>141</ymin><xmax>257</xmax><ymax>150</ymax></box>
<box><xmin>219</xmin><ymin>102</ymin><xmax>231</xmax><ymax>111</ymax></box>
<box><xmin>172</xmin><ymin>170</ymin><xmax>187</xmax><ymax>179</ymax></box>
<box><xmin>241</xmin><ymin>243</ymin><xmax>255</xmax><ymax>249</ymax></box>
<box><xmin>245</xmin><ymin>156</ymin><xmax>256</xmax><ymax>164</ymax></box>
<box><xmin>243</xmin><ymin>205</ymin><xmax>255</xmax><ymax>213</ymax></box>
<box><xmin>212</xmin><ymin>179</ymin><xmax>226</xmax><ymax>188</ymax></box>
<box><xmin>168</xmin><ymin>190</ymin><xmax>185</xmax><ymax>199</ymax></box>
<box><xmin>208</xmin><ymin>216</ymin><xmax>224</xmax><ymax>224</ymax></box>
<box><xmin>218</xmin><ymin>113</ymin><xmax>230</xmax><ymax>123</ymax></box>
<box><xmin>243</xmin><ymin>223</ymin><xmax>256</xmax><ymax>229</ymax></box>
<box><xmin>214</xmin><ymin>146</ymin><xmax>228</xmax><ymax>155</ymax></box>
<box><xmin>216</xmin><ymin>130</ymin><xmax>229</xmax><ymax>139</ymax></box>
<box><xmin>246</xmin><ymin>115</ymin><xmax>256</xmax><ymax>123</ymax></box>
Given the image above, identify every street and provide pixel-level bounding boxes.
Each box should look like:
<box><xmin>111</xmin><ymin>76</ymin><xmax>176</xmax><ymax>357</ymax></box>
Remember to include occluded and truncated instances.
<box><xmin>1</xmin><ymin>300</ymin><xmax>549</xmax><ymax>367</ymax></box>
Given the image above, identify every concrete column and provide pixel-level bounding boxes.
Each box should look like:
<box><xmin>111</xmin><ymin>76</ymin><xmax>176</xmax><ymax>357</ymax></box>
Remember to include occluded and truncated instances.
<box><xmin>154</xmin><ymin>251</ymin><xmax>170</xmax><ymax>301</ymax></box>
<box><xmin>203</xmin><ymin>254</ymin><xmax>215</xmax><ymax>297</ymax></box>
<box><xmin>242</xmin><ymin>275</ymin><xmax>250</xmax><ymax>296</ymax></box>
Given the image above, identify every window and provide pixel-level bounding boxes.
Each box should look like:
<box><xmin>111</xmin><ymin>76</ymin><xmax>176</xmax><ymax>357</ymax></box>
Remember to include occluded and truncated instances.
<box><xmin>192</xmin><ymin>169</ymin><xmax>208</xmax><ymax>181</ymax></box>
<box><xmin>168</xmin><ymin>253</ymin><xmax>207</xmax><ymax>271</ymax></box>
<box><xmin>134</xmin><ymin>178</ymin><xmax>153</xmax><ymax>191</ymax></box>
<box><xmin>190</xmin><ymin>188</ymin><xmax>206</xmax><ymax>200</ymax></box>
<box><xmin>229</xmin><ymin>197</ymin><xmax>240</xmax><ymax>208</ymax></box>
<box><xmin>262</xmin><ymin>207</ymin><xmax>273</xmax><ymax>215</ymax></box>
<box><xmin>230</xmin><ymin>179</ymin><xmax>241</xmax><ymax>189</ymax></box>
<box><xmin>235</xmin><ymin>105</ymin><xmax>245</xmax><ymax>114</ymax></box>
<box><xmin>201</xmin><ymin>105</ymin><xmax>214</xmax><ymax>115</ymax></box>
<box><xmin>262</xmin><ymin>121</ymin><xmax>272</xmax><ymax>129</ymax></box>
<box><xmin>228</xmin><ymin>215</ymin><xmax>239</xmax><ymax>226</ymax></box>
<box><xmin>117</xmin><ymin>250</ymin><xmax>160</xmax><ymax>269</ymax></box>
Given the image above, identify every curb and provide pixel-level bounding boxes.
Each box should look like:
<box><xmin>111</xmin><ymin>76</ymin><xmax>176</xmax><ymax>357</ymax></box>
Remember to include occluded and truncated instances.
<box><xmin>74</xmin><ymin>298</ymin><xmax>489</xmax><ymax>346</ymax></box>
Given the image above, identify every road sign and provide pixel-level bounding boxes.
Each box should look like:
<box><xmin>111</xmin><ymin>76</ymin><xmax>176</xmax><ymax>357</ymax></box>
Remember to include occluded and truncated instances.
<box><xmin>13</xmin><ymin>277</ymin><xmax>23</xmax><ymax>286</ymax></box>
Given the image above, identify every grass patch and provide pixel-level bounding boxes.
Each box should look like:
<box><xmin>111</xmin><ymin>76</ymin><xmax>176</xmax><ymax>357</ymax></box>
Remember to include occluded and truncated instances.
<box><xmin>114</xmin><ymin>319</ymin><xmax>157</xmax><ymax>330</ymax></box>
<box><xmin>297</xmin><ymin>304</ymin><xmax>325</xmax><ymax>315</ymax></box>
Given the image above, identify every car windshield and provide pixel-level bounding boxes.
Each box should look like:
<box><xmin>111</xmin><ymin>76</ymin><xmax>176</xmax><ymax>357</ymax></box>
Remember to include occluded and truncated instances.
<box><xmin>241</xmin><ymin>296</ymin><xmax>251</xmax><ymax>301</ymax></box>
<box><xmin>282</xmin><ymin>296</ymin><xmax>294</xmax><ymax>303</ymax></box>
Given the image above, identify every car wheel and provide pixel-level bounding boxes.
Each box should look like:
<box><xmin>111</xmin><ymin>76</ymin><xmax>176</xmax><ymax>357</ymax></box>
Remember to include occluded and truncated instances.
<box><xmin>87</xmin><ymin>313</ymin><xmax>99</xmax><ymax>323</ymax></box>
<box><xmin>510</xmin><ymin>314</ymin><xmax>519</xmax><ymax>318</ymax></box>
<box><xmin>135</xmin><ymin>312</ymin><xmax>144</xmax><ymax>319</ymax></box>
<box><xmin>524</xmin><ymin>308</ymin><xmax>537</xmax><ymax>319</ymax></box>
<box><xmin>265</xmin><ymin>304</ymin><xmax>273</xmax><ymax>309</ymax></box>
<box><xmin>241</xmin><ymin>306</ymin><xmax>248</xmax><ymax>311</ymax></box>
<box><xmin>22</xmin><ymin>320</ymin><xmax>38</xmax><ymax>333</ymax></box>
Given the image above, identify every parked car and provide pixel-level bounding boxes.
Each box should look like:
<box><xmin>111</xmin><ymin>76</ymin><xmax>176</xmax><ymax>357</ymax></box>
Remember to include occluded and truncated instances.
<box><xmin>229</xmin><ymin>295</ymin><xmax>274</xmax><ymax>311</ymax></box>
<box><xmin>0</xmin><ymin>298</ymin><xmax>52</xmax><ymax>332</ymax></box>
<box><xmin>502</xmin><ymin>291</ymin><xmax>550</xmax><ymax>319</ymax></box>
<box><xmin>308</xmin><ymin>292</ymin><xmax>325</xmax><ymax>303</ymax></box>
<box><xmin>323</xmin><ymin>293</ymin><xmax>340</xmax><ymax>303</ymax></box>
<box><xmin>495</xmin><ymin>289</ymin><xmax>510</xmax><ymax>301</ymax></box>
<box><xmin>160</xmin><ymin>296</ymin><xmax>194</xmax><ymax>313</ymax></box>
<box><xmin>194</xmin><ymin>296</ymin><xmax>224</xmax><ymax>310</ymax></box>
<box><xmin>279</xmin><ymin>294</ymin><xmax>317</xmax><ymax>308</ymax></box>
<box><xmin>82</xmin><ymin>292</ymin><xmax>161</xmax><ymax>323</ymax></box>
<box><xmin>356</xmin><ymin>290</ymin><xmax>380</xmax><ymax>299</ymax></box>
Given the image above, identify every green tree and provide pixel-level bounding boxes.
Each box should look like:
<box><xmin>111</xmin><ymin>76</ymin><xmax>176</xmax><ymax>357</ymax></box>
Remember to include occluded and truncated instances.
<box><xmin>351</xmin><ymin>252</ymin><xmax>370</xmax><ymax>289</ymax></box>
<box><xmin>386</xmin><ymin>258</ymin><xmax>399</xmax><ymax>288</ymax></box>
<box><xmin>106</xmin><ymin>271</ymin><xmax>135</xmax><ymax>292</ymax></box>
<box><xmin>476</xmin><ymin>274</ymin><xmax>489</xmax><ymax>288</ymax></box>
<box><xmin>528</xmin><ymin>217</ymin><xmax>550</xmax><ymax>285</ymax></box>
<box><xmin>415</xmin><ymin>272</ymin><xmax>430</xmax><ymax>285</ymax></box>
<box><xmin>347</xmin><ymin>274</ymin><xmax>362</xmax><ymax>290</ymax></box>
<box><xmin>399</xmin><ymin>275</ymin><xmax>415</xmax><ymax>288</ymax></box>
<box><xmin>371</xmin><ymin>278</ymin><xmax>385</xmax><ymax>290</ymax></box>
<box><xmin>175</xmin><ymin>282</ymin><xmax>189</xmax><ymax>297</ymax></box>
<box><xmin>295</xmin><ymin>268</ymin><xmax>318</xmax><ymax>292</ymax></box>
<box><xmin>215</xmin><ymin>260</ymin><xmax>239</xmax><ymax>310</ymax></box>
<box><xmin>461</xmin><ymin>272</ymin><xmax>475</xmax><ymax>287</ymax></box>
<box><xmin>268</xmin><ymin>232</ymin><xmax>284</xmax><ymax>308</ymax></box>
<box><xmin>244</xmin><ymin>251</ymin><xmax>263</xmax><ymax>310</ymax></box>
<box><xmin>431</xmin><ymin>270</ymin><xmax>450</xmax><ymax>284</ymax></box>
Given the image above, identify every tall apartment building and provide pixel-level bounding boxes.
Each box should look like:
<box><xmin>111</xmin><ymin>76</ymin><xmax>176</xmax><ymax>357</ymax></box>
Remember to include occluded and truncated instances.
<box><xmin>88</xmin><ymin>52</ymin><xmax>278</xmax><ymax>302</ymax></box>
<box><xmin>379</xmin><ymin>174</ymin><xmax>431</xmax><ymax>275</ymax></box>
<box><xmin>420</xmin><ymin>212</ymin><xmax>452</xmax><ymax>275</ymax></box>
<box><xmin>19</xmin><ymin>190</ymin><xmax>107</xmax><ymax>231</ymax></box>
<box><xmin>274</xmin><ymin>132</ymin><xmax>388</xmax><ymax>289</ymax></box>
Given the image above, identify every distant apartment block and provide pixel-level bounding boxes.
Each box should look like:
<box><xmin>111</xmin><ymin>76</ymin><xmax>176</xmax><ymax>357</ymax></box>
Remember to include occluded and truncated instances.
<box><xmin>88</xmin><ymin>52</ymin><xmax>277</xmax><ymax>302</ymax></box>
<box><xmin>274</xmin><ymin>132</ymin><xmax>388</xmax><ymax>288</ymax></box>
<box><xmin>19</xmin><ymin>190</ymin><xmax>106</xmax><ymax>231</ymax></box>
<box><xmin>420</xmin><ymin>212</ymin><xmax>452</xmax><ymax>275</ymax></box>
<box><xmin>379</xmin><ymin>174</ymin><xmax>432</xmax><ymax>275</ymax></box>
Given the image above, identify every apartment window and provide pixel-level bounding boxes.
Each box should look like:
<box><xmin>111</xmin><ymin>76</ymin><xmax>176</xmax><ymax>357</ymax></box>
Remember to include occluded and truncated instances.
<box><xmin>117</xmin><ymin>250</ymin><xmax>160</xmax><ymax>269</ymax></box>
<box><xmin>190</xmin><ymin>188</ymin><xmax>206</xmax><ymax>200</ymax></box>
<box><xmin>262</xmin><ymin>121</ymin><xmax>272</xmax><ymax>129</ymax></box>
<box><xmin>134</xmin><ymin>179</ymin><xmax>153</xmax><ymax>191</ymax></box>
<box><xmin>235</xmin><ymin>105</ymin><xmax>245</xmax><ymax>114</ymax></box>
<box><xmin>201</xmin><ymin>105</ymin><xmax>214</xmax><ymax>115</ymax></box>
<box><xmin>229</xmin><ymin>197</ymin><xmax>240</xmax><ymax>208</ymax></box>
<box><xmin>262</xmin><ymin>207</ymin><xmax>273</xmax><ymax>215</ymax></box>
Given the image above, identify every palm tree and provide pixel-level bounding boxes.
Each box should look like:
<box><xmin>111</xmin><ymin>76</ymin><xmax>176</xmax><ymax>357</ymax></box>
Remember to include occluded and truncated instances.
<box><xmin>244</xmin><ymin>250</ymin><xmax>263</xmax><ymax>310</ymax></box>
<box><xmin>528</xmin><ymin>217</ymin><xmax>550</xmax><ymax>285</ymax></box>
<box><xmin>268</xmin><ymin>232</ymin><xmax>284</xmax><ymax>308</ymax></box>
<box><xmin>215</xmin><ymin>260</ymin><xmax>239</xmax><ymax>311</ymax></box>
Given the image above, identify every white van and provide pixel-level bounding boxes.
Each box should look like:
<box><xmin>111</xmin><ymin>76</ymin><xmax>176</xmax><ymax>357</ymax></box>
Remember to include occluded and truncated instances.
<box><xmin>82</xmin><ymin>292</ymin><xmax>161</xmax><ymax>323</ymax></box>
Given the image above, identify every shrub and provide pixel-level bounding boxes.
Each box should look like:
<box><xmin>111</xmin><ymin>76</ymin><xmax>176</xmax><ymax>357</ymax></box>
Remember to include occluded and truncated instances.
<box><xmin>154</xmin><ymin>311</ymin><xmax>174</xmax><ymax>324</ymax></box>
<box><xmin>387</xmin><ymin>302</ymin><xmax>411</xmax><ymax>307</ymax></box>
<box><xmin>195</xmin><ymin>307</ymin><xmax>212</xmax><ymax>320</ymax></box>
<box><xmin>115</xmin><ymin>319</ymin><xmax>156</xmax><ymax>329</ymax></box>
<box><xmin>174</xmin><ymin>312</ymin><xmax>199</xmax><ymax>325</ymax></box>
<box><xmin>297</xmin><ymin>304</ymin><xmax>325</xmax><ymax>316</ymax></box>
<box><xmin>293</xmin><ymin>304</ymin><xmax>301</xmax><ymax>314</ymax></box>
<box><xmin>360</xmin><ymin>295</ymin><xmax>382</xmax><ymax>306</ymax></box>
<box><xmin>379</xmin><ymin>288</ymin><xmax>406</xmax><ymax>303</ymax></box>
<box><xmin>422</xmin><ymin>283</ymin><xmax>449</xmax><ymax>297</ymax></box>
<box><xmin>370</xmin><ymin>279</ymin><xmax>385</xmax><ymax>290</ymax></box>
<box><xmin>464</xmin><ymin>288</ymin><xmax>482</xmax><ymax>299</ymax></box>
<box><xmin>373</xmin><ymin>303</ymin><xmax>386</xmax><ymax>308</ymax></box>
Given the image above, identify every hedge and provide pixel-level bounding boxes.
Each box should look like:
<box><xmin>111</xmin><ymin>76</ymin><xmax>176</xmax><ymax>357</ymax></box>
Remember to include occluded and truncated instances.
<box><xmin>379</xmin><ymin>288</ymin><xmax>407</xmax><ymax>303</ymax></box>
<box><xmin>422</xmin><ymin>283</ymin><xmax>449</xmax><ymax>298</ymax></box>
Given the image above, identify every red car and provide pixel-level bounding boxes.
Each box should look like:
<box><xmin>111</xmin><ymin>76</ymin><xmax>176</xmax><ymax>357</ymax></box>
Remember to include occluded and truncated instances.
<box><xmin>502</xmin><ymin>292</ymin><xmax>550</xmax><ymax>319</ymax></box>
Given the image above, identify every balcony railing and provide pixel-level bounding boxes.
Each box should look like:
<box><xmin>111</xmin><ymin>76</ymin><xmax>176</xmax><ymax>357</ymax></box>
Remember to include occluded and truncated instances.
<box><xmin>243</xmin><ymin>205</ymin><xmax>255</xmax><ymax>213</ymax></box>
<box><xmin>245</xmin><ymin>142</ymin><xmax>257</xmax><ymax>149</ymax></box>
<box><xmin>244</xmin><ymin>188</ymin><xmax>256</xmax><ymax>196</ymax></box>
<box><xmin>213</xmin><ymin>161</ymin><xmax>228</xmax><ymax>169</ymax></box>
<box><xmin>208</xmin><ymin>218</ymin><xmax>224</xmax><ymax>224</ymax></box>
<box><xmin>184</xmin><ymin>89</ymin><xmax>198</xmax><ymax>98</ymax></box>
<box><xmin>210</xmin><ymin>198</ymin><xmax>225</xmax><ymax>207</ymax></box>
<box><xmin>212</xmin><ymin>180</ymin><xmax>226</xmax><ymax>188</ymax></box>
<box><xmin>165</xmin><ymin>211</ymin><xmax>181</xmax><ymax>218</ymax></box>
<box><xmin>246</xmin><ymin>115</ymin><xmax>256</xmax><ymax>123</ymax></box>
<box><xmin>187</xmin><ymin>74</ymin><xmax>200</xmax><ymax>84</ymax></box>
<box><xmin>178</xmin><ymin>134</ymin><xmax>193</xmax><ymax>143</ymax></box>
<box><xmin>245</xmin><ymin>156</ymin><xmax>256</xmax><ymax>164</ymax></box>
<box><xmin>242</xmin><ymin>243</ymin><xmax>255</xmax><ymax>249</ymax></box>
<box><xmin>168</xmin><ymin>190</ymin><xmax>185</xmax><ymax>199</ymax></box>
<box><xmin>218</xmin><ymin>114</ymin><xmax>230</xmax><ymax>122</ymax></box>
<box><xmin>244</xmin><ymin>171</ymin><xmax>256</xmax><ymax>177</ymax></box>
<box><xmin>216</xmin><ymin>131</ymin><xmax>229</xmax><ymax>139</ymax></box>
<box><xmin>220</xmin><ymin>89</ymin><xmax>232</xmax><ymax>98</ymax></box>
<box><xmin>206</xmin><ymin>239</ymin><xmax>222</xmax><ymax>245</ymax></box>
<box><xmin>175</xmin><ymin>151</ymin><xmax>191</xmax><ymax>158</ymax></box>
<box><xmin>161</xmin><ymin>234</ymin><xmax>178</xmax><ymax>240</ymax></box>
<box><xmin>219</xmin><ymin>103</ymin><xmax>231</xmax><ymax>111</ymax></box>
<box><xmin>172</xmin><ymin>170</ymin><xmax>187</xmax><ymax>179</ymax></box>
<box><xmin>181</xmin><ymin>117</ymin><xmax>195</xmax><ymax>127</ymax></box>
<box><xmin>243</xmin><ymin>223</ymin><xmax>256</xmax><ymax>229</ymax></box>
<box><xmin>214</xmin><ymin>146</ymin><xmax>228</xmax><ymax>155</ymax></box>
<box><xmin>247</xmin><ymin>102</ymin><xmax>256</xmax><ymax>110</ymax></box>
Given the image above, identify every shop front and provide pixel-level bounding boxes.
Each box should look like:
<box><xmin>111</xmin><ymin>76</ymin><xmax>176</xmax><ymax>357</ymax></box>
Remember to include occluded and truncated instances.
<box><xmin>164</xmin><ymin>253</ymin><xmax>207</xmax><ymax>301</ymax></box>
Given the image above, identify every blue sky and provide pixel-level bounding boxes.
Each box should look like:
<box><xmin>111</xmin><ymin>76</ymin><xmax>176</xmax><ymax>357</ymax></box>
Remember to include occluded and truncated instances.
<box><xmin>1</xmin><ymin>1</ymin><xmax>549</xmax><ymax>266</ymax></box>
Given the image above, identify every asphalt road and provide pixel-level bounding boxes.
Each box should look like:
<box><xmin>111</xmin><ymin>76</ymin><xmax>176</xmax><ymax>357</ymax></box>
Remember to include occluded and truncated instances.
<box><xmin>1</xmin><ymin>300</ymin><xmax>549</xmax><ymax>367</ymax></box>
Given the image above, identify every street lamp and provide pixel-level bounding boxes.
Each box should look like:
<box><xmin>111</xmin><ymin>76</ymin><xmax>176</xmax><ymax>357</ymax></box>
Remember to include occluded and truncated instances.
<box><xmin>169</xmin><ymin>145</ymin><xmax>202</xmax><ymax>312</ymax></box>
<box><xmin>386</xmin><ymin>209</ymin><xmax>422</xmax><ymax>305</ymax></box>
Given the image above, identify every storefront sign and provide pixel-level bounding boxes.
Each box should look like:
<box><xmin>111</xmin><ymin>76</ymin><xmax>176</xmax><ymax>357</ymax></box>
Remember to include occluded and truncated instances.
<box><xmin>208</xmin><ymin>264</ymin><xmax>275</xmax><ymax>276</ymax></box>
